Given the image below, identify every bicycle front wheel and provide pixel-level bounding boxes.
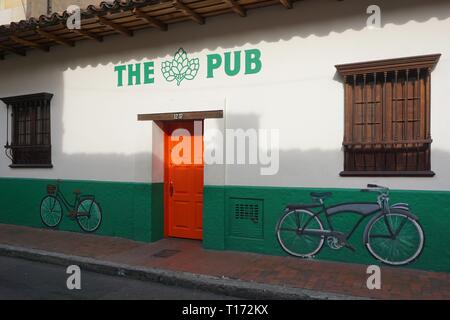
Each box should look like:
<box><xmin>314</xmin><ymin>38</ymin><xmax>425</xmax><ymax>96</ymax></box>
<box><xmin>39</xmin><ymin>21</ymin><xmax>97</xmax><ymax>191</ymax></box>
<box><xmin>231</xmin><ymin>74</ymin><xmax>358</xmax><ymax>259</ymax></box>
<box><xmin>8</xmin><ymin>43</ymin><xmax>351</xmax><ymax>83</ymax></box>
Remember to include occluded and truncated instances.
<box><xmin>76</xmin><ymin>199</ymin><xmax>102</xmax><ymax>233</ymax></box>
<box><xmin>366</xmin><ymin>210</ymin><xmax>425</xmax><ymax>266</ymax></box>
<box><xmin>276</xmin><ymin>209</ymin><xmax>324</xmax><ymax>258</ymax></box>
<box><xmin>40</xmin><ymin>195</ymin><xmax>63</xmax><ymax>228</ymax></box>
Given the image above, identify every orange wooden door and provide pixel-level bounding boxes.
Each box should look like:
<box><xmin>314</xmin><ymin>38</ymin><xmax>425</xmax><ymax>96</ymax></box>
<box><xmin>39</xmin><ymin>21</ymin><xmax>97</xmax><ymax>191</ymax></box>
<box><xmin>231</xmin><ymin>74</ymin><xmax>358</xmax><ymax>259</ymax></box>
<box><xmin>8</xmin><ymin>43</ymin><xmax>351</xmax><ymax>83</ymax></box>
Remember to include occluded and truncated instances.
<box><xmin>165</xmin><ymin>121</ymin><xmax>203</xmax><ymax>240</ymax></box>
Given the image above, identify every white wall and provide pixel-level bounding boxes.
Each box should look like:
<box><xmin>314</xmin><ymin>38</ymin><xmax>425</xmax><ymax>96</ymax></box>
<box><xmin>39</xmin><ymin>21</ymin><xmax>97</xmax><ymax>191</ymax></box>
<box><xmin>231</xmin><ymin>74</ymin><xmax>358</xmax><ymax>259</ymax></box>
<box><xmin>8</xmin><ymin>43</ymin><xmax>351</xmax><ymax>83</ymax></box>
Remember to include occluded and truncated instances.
<box><xmin>0</xmin><ymin>0</ymin><xmax>450</xmax><ymax>190</ymax></box>
<box><xmin>0</xmin><ymin>0</ymin><xmax>26</xmax><ymax>26</ymax></box>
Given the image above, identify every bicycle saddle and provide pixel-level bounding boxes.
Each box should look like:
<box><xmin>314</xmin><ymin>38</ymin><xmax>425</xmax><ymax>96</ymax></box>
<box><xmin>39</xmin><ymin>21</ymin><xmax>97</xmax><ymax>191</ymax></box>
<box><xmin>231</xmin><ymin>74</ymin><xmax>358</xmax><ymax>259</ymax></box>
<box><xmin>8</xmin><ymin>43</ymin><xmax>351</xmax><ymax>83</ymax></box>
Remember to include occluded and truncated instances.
<box><xmin>310</xmin><ymin>192</ymin><xmax>332</xmax><ymax>199</ymax></box>
<box><xmin>73</xmin><ymin>189</ymin><xmax>81</xmax><ymax>195</ymax></box>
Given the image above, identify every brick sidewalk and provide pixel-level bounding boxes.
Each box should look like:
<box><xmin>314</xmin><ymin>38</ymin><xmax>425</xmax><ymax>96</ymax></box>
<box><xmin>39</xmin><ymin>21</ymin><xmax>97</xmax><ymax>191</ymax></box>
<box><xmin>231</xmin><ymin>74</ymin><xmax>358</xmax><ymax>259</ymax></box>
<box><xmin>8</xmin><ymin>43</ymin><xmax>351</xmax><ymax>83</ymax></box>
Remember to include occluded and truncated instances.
<box><xmin>0</xmin><ymin>224</ymin><xmax>449</xmax><ymax>299</ymax></box>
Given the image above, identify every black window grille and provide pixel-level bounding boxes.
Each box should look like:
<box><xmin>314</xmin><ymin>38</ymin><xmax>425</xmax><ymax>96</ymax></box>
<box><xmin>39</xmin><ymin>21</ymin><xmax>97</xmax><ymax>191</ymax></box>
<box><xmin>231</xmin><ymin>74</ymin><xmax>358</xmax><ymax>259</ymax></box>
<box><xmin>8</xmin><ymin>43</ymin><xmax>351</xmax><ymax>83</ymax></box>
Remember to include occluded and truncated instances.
<box><xmin>1</xmin><ymin>93</ymin><xmax>53</xmax><ymax>168</ymax></box>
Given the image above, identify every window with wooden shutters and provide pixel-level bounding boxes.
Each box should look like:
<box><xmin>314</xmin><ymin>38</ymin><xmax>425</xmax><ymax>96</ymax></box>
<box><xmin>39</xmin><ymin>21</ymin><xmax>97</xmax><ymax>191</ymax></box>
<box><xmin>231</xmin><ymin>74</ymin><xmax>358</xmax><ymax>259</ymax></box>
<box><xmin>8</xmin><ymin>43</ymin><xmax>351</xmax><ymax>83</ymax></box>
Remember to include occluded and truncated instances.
<box><xmin>1</xmin><ymin>93</ymin><xmax>53</xmax><ymax>168</ymax></box>
<box><xmin>336</xmin><ymin>54</ymin><xmax>440</xmax><ymax>177</ymax></box>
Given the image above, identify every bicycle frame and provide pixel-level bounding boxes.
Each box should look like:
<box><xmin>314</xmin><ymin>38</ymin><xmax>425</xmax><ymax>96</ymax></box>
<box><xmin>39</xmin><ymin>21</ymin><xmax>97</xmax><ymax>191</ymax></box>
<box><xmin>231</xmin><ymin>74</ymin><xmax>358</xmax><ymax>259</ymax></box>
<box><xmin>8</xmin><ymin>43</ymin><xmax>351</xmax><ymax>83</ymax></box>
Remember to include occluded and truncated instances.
<box><xmin>296</xmin><ymin>189</ymin><xmax>420</xmax><ymax>244</ymax></box>
<box><xmin>297</xmin><ymin>202</ymin><xmax>384</xmax><ymax>242</ymax></box>
<box><xmin>49</xmin><ymin>184</ymin><xmax>96</xmax><ymax>215</ymax></box>
<box><xmin>54</xmin><ymin>188</ymin><xmax>80</xmax><ymax>212</ymax></box>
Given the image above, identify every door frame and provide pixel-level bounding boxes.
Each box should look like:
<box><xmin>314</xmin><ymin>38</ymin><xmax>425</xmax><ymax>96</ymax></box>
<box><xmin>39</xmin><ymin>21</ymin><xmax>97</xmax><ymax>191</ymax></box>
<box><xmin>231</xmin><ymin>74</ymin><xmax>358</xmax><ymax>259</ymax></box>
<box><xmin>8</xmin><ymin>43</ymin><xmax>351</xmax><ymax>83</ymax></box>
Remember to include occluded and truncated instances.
<box><xmin>163</xmin><ymin>120</ymin><xmax>205</xmax><ymax>239</ymax></box>
<box><xmin>136</xmin><ymin>110</ymin><xmax>223</xmax><ymax>240</ymax></box>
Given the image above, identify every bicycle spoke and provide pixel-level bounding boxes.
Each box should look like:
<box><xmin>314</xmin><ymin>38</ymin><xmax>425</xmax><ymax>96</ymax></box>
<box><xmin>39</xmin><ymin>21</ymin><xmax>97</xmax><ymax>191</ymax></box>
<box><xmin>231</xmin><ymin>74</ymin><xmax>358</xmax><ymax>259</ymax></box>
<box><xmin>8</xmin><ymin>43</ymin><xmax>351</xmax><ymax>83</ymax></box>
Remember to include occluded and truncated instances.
<box><xmin>287</xmin><ymin>215</ymin><xmax>297</xmax><ymax>229</ymax></box>
<box><xmin>42</xmin><ymin>202</ymin><xmax>50</xmax><ymax>212</ymax></box>
<box><xmin>288</xmin><ymin>233</ymin><xmax>298</xmax><ymax>248</ymax></box>
<box><xmin>50</xmin><ymin>198</ymin><xmax>58</xmax><ymax>212</ymax></box>
<box><xmin>294</xmin><ymin>212</ymin><xmax>300</xmax><ymax>228</ymax></box>
<box><xmin>49</xmin><ymin>213</ymin><xmax>56</xmax><ymax>225</ymax></box>
<box><xmin>369</xmin><ymin>234</ymin><xmax>391</xmax><ymax>239</ymax></box>
<box><xmin>394</xmin><ymin>217</ymin><xmax>409</xmax><ymax>237</ymax></box>
<box><xmin>397</xmin><ymin>237</ymin><xmax>416</xmax><ymax>249</ymax></box>
<box><xmin>79</xmin><ymin>203</ymin><xmax>88</xmax><ymax>213</ymax></box>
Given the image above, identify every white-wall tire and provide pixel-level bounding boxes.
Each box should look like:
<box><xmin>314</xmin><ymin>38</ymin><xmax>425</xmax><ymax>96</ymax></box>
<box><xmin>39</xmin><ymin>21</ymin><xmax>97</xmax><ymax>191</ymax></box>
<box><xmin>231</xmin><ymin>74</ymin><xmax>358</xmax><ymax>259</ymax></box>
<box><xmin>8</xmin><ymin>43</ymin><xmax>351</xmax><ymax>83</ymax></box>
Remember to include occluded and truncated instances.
<box><xmin>276</xmin><ymin>209</ymin><xmax>325</xmax><ymax>258</ymax></box>
<box><xmin>365</xmin><ymin>211</ymin><xmax>425</xmax><ymax>266</ymax></box>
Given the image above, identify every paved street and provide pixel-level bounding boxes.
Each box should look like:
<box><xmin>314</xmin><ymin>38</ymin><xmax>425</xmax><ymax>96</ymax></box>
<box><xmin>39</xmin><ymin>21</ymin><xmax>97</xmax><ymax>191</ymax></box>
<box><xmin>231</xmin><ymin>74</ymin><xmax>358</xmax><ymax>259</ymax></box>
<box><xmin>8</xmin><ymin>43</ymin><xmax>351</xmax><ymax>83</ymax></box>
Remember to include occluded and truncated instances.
<box><xmin>0</xmin><ymin>256</ymin><xmax>237</xmax><ymax>300</ymax></box>
<box><xmin>1</xmin><ymin>225</ymin><xmax>449</xmax><ymax>299</ymax></box>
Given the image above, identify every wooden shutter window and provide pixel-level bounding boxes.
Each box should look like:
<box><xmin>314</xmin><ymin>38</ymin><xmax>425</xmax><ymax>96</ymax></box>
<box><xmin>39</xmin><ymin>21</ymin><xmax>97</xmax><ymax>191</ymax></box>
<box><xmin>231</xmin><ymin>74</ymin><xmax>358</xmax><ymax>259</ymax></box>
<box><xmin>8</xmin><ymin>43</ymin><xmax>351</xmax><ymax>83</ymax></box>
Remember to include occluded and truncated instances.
<box><xmin>336</xmin><ymin>54</ymin><xmax>440</xmax><ymax>177</ymax></box>
<box><xmin>1</xmin><ymin>93</ymin><xmax>53</xmax><ymax>168</ymax></box>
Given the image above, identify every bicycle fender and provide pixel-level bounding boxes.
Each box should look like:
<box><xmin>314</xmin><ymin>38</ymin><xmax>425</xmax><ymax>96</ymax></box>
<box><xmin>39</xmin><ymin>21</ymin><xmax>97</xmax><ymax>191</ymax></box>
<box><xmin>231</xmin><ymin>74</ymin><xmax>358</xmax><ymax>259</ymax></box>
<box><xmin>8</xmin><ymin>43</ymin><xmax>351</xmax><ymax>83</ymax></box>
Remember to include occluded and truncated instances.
<box><xmin>80</xmin><ymin>195</ymin><xmax>95</xmax><ymax>200</ymax></box>
<box><xmin>363</xmin><ymin>209</ymin><xmax>420</xmax><ymax>244</ymax></box>
<box><xmin>391</xmin><ymin>203</ymin><xmax>410</xmax><ymax>211</ymax></box>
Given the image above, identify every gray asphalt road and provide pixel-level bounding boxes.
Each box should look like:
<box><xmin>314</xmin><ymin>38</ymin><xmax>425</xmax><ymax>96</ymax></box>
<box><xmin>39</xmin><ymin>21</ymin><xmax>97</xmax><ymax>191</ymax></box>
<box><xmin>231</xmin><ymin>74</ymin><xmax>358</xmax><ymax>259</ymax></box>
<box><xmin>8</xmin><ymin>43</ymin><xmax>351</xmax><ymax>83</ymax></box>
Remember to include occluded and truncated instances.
<box><xmin>0</xmin><ymin>255</ymin><xmax>238</xmax><ymax>300</ymax></box>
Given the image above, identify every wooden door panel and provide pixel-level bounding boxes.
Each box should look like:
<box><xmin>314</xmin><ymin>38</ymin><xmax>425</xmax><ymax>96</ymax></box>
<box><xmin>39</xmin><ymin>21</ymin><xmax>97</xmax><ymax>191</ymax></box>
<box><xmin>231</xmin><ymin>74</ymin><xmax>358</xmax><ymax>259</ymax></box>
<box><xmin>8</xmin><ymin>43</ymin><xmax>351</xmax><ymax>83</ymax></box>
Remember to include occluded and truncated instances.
<box><xmin>172</xmin><ymin>200</ymin><xmax>191</xmax><ymax>229</ymax></box>
<box><xmin>171</xmin><ymin>167</ymin><xmax>191</xmax><ymax>194</ymax></box>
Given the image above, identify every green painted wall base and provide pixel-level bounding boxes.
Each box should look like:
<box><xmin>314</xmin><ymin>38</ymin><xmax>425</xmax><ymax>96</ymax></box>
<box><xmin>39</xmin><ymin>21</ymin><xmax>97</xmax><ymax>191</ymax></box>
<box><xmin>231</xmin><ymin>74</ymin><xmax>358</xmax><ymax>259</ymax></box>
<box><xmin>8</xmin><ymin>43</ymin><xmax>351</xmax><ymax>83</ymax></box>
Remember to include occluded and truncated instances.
<box><xmin>0</xmin><ymin>178</ymin><xmax>164</xmax><ymax>243</ymax></box>
<box><xmin>204</xmin><ymin>185</ymin><xmax>450</xmax><ymax>273</ymax></box>
<box><xmin>1</xmin><ymin>178</ymin><xmax>449</xmax><ymax>272</ymax></box>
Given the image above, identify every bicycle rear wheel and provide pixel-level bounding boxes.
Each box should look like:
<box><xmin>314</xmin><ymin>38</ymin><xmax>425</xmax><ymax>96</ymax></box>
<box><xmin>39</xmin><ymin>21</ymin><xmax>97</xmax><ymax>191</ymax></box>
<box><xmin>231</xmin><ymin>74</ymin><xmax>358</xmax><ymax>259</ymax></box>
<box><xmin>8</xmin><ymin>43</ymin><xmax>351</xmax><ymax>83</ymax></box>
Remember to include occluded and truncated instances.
<box><xmin>365</xmin><ymin>210</ymin><xmax>424</xmax><ymax>266</ymax></box>
<box><xmin>276</xmin><ymin>209</ymin><xmax>324</xmax><ymax>258</ymax></box>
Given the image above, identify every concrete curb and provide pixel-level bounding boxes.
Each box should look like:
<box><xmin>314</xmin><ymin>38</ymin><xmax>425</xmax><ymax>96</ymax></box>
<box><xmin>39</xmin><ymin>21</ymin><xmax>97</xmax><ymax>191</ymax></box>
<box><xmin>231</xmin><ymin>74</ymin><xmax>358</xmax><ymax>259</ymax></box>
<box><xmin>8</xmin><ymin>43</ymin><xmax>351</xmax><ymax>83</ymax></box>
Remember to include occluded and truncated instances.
<box><xmin>0</xmin><ymin>244</ymin><xmax>366</xmax><ymax>300</ymax></box>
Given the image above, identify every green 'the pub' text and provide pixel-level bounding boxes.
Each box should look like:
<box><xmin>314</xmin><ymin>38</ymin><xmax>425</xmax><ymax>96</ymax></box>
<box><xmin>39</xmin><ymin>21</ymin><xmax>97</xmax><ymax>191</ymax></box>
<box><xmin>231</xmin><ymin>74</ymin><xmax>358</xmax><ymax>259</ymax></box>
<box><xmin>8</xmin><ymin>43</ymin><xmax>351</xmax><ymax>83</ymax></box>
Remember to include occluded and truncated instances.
<box><xmin>114</xmin><ymin>48</ymin><xmax>262</xmax><ymax>87</ymax></box>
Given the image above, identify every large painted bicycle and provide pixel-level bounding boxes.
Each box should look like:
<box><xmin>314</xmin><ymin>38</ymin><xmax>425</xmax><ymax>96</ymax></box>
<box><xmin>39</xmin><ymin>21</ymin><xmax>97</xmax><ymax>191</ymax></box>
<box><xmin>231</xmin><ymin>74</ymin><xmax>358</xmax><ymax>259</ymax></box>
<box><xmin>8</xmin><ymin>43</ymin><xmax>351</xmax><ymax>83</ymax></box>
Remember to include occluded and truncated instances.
<box><xmin>276</xmin><ymin>184</ymin><xmax>425</xmax><ymax>266</ymax></box>
<box><xmin>40</xmin><ymin>180</ymin><xmax>102</xmax><ymax>233</ymax></box>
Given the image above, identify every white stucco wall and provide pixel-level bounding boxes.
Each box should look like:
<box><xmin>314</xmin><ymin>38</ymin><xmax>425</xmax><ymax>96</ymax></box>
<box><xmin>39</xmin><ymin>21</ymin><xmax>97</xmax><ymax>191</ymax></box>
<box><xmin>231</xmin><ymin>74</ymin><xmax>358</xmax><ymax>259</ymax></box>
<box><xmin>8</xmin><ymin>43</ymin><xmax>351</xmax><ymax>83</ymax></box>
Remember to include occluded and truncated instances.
<box><xmin>0</xmin><ymin>0</ymin><xmax>449</xmax><ymax>190</ymax></box>
<box><xmin>0</xmin><ymin>0</ymin><xmax>26</xmax><ymax>26</ymax></box>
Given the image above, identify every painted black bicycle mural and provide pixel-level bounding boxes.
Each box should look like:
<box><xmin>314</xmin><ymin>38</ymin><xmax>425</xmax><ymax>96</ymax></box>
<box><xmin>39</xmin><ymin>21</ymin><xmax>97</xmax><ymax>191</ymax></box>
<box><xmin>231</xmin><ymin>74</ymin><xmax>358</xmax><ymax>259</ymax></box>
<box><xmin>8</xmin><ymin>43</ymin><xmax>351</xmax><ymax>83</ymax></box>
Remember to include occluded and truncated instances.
<box><xmin>276</xmin><ymin>184</ymin><xmax>425</xmax><ymax>266</ymax></box>
<box><xmin>40</xmin><ymin>180</ymin><xmax>102</xmax><ymax>233</ymax></box>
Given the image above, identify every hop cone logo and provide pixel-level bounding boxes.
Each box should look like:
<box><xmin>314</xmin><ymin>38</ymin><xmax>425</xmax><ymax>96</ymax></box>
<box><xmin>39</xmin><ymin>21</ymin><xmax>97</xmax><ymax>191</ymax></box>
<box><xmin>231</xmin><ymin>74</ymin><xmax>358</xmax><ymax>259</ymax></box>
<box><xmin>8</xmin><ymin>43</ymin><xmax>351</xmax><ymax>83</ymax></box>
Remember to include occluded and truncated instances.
<box><xmin>161</xmin><ymin>48</ymin><xmax>200</xmax><ymax>86</ymax></box>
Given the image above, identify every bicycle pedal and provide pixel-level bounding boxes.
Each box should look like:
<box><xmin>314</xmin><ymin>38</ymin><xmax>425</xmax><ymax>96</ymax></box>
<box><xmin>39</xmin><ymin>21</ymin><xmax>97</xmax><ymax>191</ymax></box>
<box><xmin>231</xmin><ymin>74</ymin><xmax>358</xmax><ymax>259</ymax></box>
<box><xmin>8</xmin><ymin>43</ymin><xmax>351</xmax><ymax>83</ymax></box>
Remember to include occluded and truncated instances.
<box><xmin>67</xmin><ymin>211</ymin><xmax>77</xmax><ymax>218</ymax></box>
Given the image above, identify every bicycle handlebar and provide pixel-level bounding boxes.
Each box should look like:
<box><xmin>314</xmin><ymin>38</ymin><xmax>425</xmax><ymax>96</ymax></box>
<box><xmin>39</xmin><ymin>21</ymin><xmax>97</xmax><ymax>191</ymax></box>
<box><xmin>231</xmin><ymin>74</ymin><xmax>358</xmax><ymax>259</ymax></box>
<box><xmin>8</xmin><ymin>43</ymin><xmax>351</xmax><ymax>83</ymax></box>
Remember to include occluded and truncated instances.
<box><xmin>361</xmin><ymin>184</ymin><xmax>389</xmax><ymax>194</ymax></box>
